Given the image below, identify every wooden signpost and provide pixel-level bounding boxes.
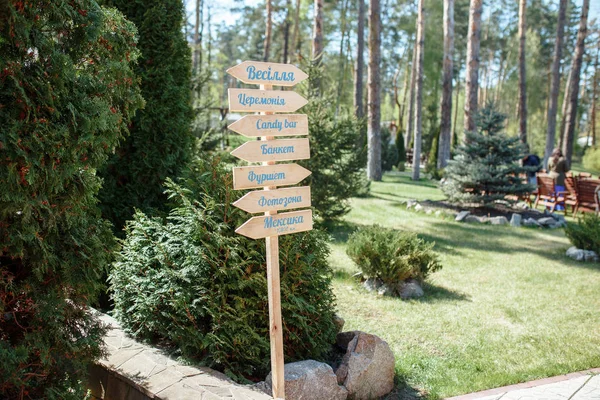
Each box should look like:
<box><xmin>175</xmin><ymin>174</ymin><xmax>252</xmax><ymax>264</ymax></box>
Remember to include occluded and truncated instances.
<box><xmin>228</xmin><ymin>114</ymin><xmax>309</xmax><ymax>137</ymax></box>
<box><xmin>228</xmin><ymin>88</ymin><xmax>308</xmax><ymax>113</ymax></box>
<box><xmin>227</xmin><ymin>60</ymin><xmax>312</xmax><ymax>400</ymax></box>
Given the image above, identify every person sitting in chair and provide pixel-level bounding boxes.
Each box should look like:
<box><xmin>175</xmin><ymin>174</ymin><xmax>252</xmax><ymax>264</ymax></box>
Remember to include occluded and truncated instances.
<box><xmin>548</xmin><ymin>148</ymin><xmax>568</xmax><ymax>211</ymax></box>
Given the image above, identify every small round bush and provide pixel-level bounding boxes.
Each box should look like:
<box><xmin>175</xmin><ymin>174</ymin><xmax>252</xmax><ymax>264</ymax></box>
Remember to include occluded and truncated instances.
<box><xmin>565</xmin><ymin>214</ymin><xmax>600</xmax><ymax>254</ymax></box>
<box><xmin>346</xmin><ymin>225</ymin><xmax>442</xmax><ymax>284</ymax></box>
<box><xmin>110</xmin><ymin>157</ymin><xmax>337</xmax><ymax>381</ymax></box>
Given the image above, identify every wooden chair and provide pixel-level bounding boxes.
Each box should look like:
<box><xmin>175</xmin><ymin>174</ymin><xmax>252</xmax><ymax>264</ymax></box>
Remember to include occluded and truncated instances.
<box><xmin>564</xmin><ymin>172</ymin><xmax>578</xmax><ymax>213</ymax></box>
<box><xmin>574</xmin><ymin>178</ymin><xmax>600</xmax><ymax>216</ymax></box>
<box><xmin>578</xmin><ymin>172</ymin><xmax>592</xmax><ymax>178</ymax></box>
<box><xmin>534</xmin><ymin>174</ymin><xmax>567</xmax><ymax>214</ymax></box>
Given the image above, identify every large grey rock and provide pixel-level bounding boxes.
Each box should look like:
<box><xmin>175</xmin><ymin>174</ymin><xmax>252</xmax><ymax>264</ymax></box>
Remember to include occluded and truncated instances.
<box><xmin>538</xmin><ymin>217</ymin><xmax>556</xmax><ymax>226</ymax></box>
<box><xmin>523</xmin><ymin>218</ymin><xmax>541</xmax><ymax>227</ymax></box>
<box><xmin>464</xmin><ymin>215</ymin><xmax>487</xmax><ymax>224</ymax></box>
<box><xmin>455</xmin><ymin>211</ymin><xmax>470</xmax><ymax>222</ymax></box>
<box><xmin>265</xmin><ymin>360</ymin><xmax>347</xmax><ymax>400</ymax></box>
<box><xmin>406</xmin><ymin>199</ymin><xmax>418</xmax><ymax>209</ymax></box>
<box><xmin>566</xmin><ymin>246</ymin><xmax>599</xmax><ymax>263</ymax></box>
<box><xmin>510</xmin><ymin>214</ymin><xmax>522</xmax><ymax>227</ymax></box>
<box><xmin>397</xmin><ymin>279</ymin><xmax>424</xmax><ymax>300</ymax></box>
<box><xmin>335</xmin><ymin>332</ymin><xmax>395</xmax><ymax>400</ymax></box>
<box><xmin>490</xmin><ymin>216</ymin><xmax>509</xmax><ymax>225</ymax></box>
<box><xmin>363</xmin><ymin>278</ymin><xmax>383</xmax><ymax>292</ymax></box>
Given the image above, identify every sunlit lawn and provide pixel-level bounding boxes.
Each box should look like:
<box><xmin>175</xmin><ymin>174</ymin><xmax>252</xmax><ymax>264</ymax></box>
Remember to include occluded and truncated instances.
<box><xmin>329</xmin><ymin>171</ymin><xmax>600</xmax><ymax>399</ymax></box>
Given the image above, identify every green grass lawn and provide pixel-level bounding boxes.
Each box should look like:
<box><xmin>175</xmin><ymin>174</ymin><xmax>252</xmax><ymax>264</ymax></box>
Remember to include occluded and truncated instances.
<box><xmin>329</xmin><ymin>171</ymin><xmax>600</xmax><ymax>399</ymax></box>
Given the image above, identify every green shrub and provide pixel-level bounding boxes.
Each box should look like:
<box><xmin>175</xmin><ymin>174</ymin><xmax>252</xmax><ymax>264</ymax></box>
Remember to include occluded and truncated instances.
<box><xmin>565</xmin><ymin>214</ymin><xmax>600</xmax><ymax>254</ymax></box>
<box><xmin>442</xmin><ymin>104</ymin><xmax>534</xmax><ymax>204</ymax></box>
<box><xmin>299</xmin><ymin>62</ymin><xmax>369</xmax><ymax>222</ymax></box>
<box><xmin>346</xmin><ymin>225</ymin><xmax>442</xmax><ymax>284</ymax></box>
<box><xmin>0</xmin><ymin>2</ymin><xmax>143</xmax><ymax>397</ymax></box>
<box><xmin>99</xmin><ymin>0</ymin><xmax>193</xmax><ymax>231</ymax></box>
<box><xmin>382</xmin><ymin>126</ymin><xmax>400</xmax><ymax>172</ymax></box>
<box><xmin>582</xmin><ymin>146</ymin><xmax>600</xmax><ymax>173</ymax></box>
<box><xmin>110</xmin><ymin>157</ymin><xmax>337</xmax><ymax>381</ymax></box>
<box><xmin>396</xmin><ymin>127</ymin><xmax>407</xmax><ymax>171</ymax></box>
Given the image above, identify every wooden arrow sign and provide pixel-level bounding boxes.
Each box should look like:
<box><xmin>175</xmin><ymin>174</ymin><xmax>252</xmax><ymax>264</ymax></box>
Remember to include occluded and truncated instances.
<box><xmin>233</xmin><ymin>164</ymin><xmax>311</xmax><ymax>190</ymax></box>
<box><xmin>236</xmin><ymin>209</ymin><xmax>313</xmax><ymax>239</ymax></box>
<box><xmin>233</xmin><ymin>186</ymin><xmax>311</xmax><ymax>214</ymax></box>
<box><xmin>228</xmin><ymin>88</ymin><xmax>308</xmax><ymax>113</ymax></box>
<box><xmin>228</xmin><ymin>114</ymin><xmax>309</xmax><ymax>138</ymax></box>
<box><xmin>231</xmin><ymin>138</ymin><xmax>310</xmax><ymax>163</ymax></box>
<box><xmin>226</xmin><ymin>61</ymin><xmax>308</xmax><ymax>87</ymax></box>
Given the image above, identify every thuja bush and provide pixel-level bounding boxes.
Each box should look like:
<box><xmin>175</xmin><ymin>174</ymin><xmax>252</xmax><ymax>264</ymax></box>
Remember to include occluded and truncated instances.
<box><xmin>565</xmin><ymin>214</ymin><xmax>600</xmax><ymax>254</ymax></box>
<box><xmin>110</xmin><ymin>157</ymin><xmax>337</xmax><ymax>380</ymax></box>
<box><xmin>299</xmin><ymin>62</ymin><xmax>369</xmax><ymax>221</ymax></box>
<box><xmin>583</xmin><ymin>146</ymin><xmax>600</xmax><ymax>173</ymax></box>
<box><xmin>346</xmin><ymin>225</ymin><xmax>442</xmax><ymax>285</ymax></box>
<box><xmin>0</xmin><ymin>1</ymin><xmax>142</xmax><ymax>398</ymax></box>
<box><xmin>99</xmin><ymin>0</ymin><xmax>193</xmax><ymax>231</ymax></box>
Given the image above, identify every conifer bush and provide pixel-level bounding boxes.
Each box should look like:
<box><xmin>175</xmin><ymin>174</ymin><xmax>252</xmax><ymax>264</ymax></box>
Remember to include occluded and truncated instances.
<box><xmin>300</xmin><ymin>63</ymin><xmax>369</xmax><ymax>221</ymax></box>
<box><xmin>0</xmin><ymin>1</ymin><xmax>143</xmax><ymax>397</ymax></box>
<box><xmin>396</xmin><ymin>128</ymin><xmax>407</xmax><ymax>171</ymax></box>
<box><xmin>442</xmin><ymin>104</ymin><xmax>534</xmax><ymax>204</ymax></box>
<box><xmin>99</xmin><ymin>0</ymin><xmax>193</xmax><ymax>231</ymax></box>
<box><xmin>582</xmin><ymin>146</ymin><xmax>600</xmax><ymax>173</ymax></box>
<box><xmin>346</xmin><ymin>225</ymin><xmax>442</xmax><ymax>285</ymax></box>
<box><xmin>565</xmin><ymin>214</ymin><xmax>600</xmax><ymax>254</ymax></box>
<box><xmin>110</xmin><ymin>157</ymin><xmax>337</xmax><ymax>380</ymax></box>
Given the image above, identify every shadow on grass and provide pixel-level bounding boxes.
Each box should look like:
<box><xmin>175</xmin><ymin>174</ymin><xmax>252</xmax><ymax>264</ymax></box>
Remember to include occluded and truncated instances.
<box><xmin>419</xmin><ymin>282</ymin><xmax>471</xmax><ymax>303</ymax></box>
<box><xmin>384</xmin><ymin>375</ymin><xmax>430</xmax><ymax>400</ymax></box>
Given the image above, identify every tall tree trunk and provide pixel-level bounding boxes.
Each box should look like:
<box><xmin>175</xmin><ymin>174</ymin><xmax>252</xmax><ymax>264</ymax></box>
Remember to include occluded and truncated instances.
<box><xmin>517</xmin><ymin>0</ymin><xmax>527</xmax><ymax>144</ymax></box>
<box><xmin>312</xmin><ymin>0</ymin><xmax>324</xmax><ymax>61</ymax></box>
<box><xmin>283</xmin><ymin>0</ymin><xmax>292</xmax><ymax>63</ymax></box>
<box><xmin>354</xmin><ymin>0</ymin><xmax>365</xmax><ymax>118</ymax></box>
<box><xmin>193</xmin><ymin>0</ymin><xmax>204</xmax><ymax>74</ymax></box>
<box><xmin>412</xmin><ymin>0</ymin><xmax>425</xmax><ymax>180</ymax></box>
<box><xmin>263</xmin><ymin>0</ymin><xmax>272</xmax><ymax>61</ymax></box>
<box><xmin>592</xmin><ymin>44</ymin><xmax>599</xmax><ymax>147</ymax></box>
<box><xmin>367</xmin><ymin>0</ymin><xmax>382</xmax><ymax>181</ymax></box>
<box><xmin>291</xmin><ymin>0</ymin><xmax>301</xmax><ymax>61</ymax></box>
<box><xmin>399</xmin><ymin>60</ymin><xmax>410</xmax><ymax>133</ymax></box>
<box><xmin>464</xmin><ymin>0</ymin><xmax>483</xmax><ymax>134</ymax></box>
<box><xmin>558</xmin><ymin>68</ymin><xmax>572</xmax><ymax>150</ymax></box>
<box><xmin>452</xmin><ymin>64</ymin><xmax>461</xmax><ymax>145</ymax></box>
<box><xmin>562</xmin><ymin>0</ymin><xmax>589</xmax><ymax>167</ymax></box>
<box><xmin>405</xmin><ymin>35</ymin><xmax>417</xmax><ymax>149</ymax></box>
<box><xmin>336</xmin><ymin>0</ymin><xmax>350</xmax><ymax>115</ymax></box>
<box><xmin>438</xmin><ymin>0</ymin><xmax>454</xmax><ymax>169</ymax></box>
<box><xmin>207</xmin><ymin>5</ymin><xmax>212</xmax><ymax>69</ymax></box>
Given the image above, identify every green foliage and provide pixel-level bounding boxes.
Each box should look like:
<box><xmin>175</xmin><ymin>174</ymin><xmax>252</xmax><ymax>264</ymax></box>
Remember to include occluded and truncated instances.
<box><xmin>99</xmin><ymin>0</ymin><xmax>193</xmax><ymax>231</ymax></box>
<box><xmin>346</xmin><ymin>225</ymin><xmax>442</xmax><ymax>285</ymax></box>
<box><xmin>0</xmin><ymin>2</ymin><xmax>142</xmax><ymax>397</ymax></box>
<box><xmin>426</xmin><ymin>131</ymin><xmax>441</xmax><ymax>179</ymax></box>
<box><xmin>110</xmin><ymin>157</ymin><xmax>337</xmax><ymax>380</ymax></box>
<box><xmin>583</xmin><ymin>146</ymin><xmax>600</xmax><ymax>173</ymax></box>
<box><xmin>299</xmin><ymin>62</ymin><xmax>369</xmax><ymax>221</ymax></box>
<box><xmin>396</xmin><ymin>128</ymin><xmax>406</xmax><ymax>171</ymax></box>
<box><xmin>565</xmin><ymin>214</ymin><xmax>600</xmax><ymax>254</ymax></box>
<box><xmin>382</xmin><ymin>126</ymin><xmax>399</xmax><ymax>172</ymax></box>
<box><xmin>442</xmin><ymin>104</ymin><xmax>535</xmax><ymax>204</ymax></box>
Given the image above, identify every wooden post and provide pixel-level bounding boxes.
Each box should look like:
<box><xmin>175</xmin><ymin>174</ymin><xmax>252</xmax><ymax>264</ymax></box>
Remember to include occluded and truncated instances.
<box><xmin>261</xmin><ymin>83</ymin><xmax>285</xmax><ymax>399</ymax></box>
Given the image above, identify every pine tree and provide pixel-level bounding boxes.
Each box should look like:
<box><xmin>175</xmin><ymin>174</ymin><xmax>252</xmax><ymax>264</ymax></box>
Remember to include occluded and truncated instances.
<box><xmin>99</xmin><ymin>0</ymin><xmax>193</xmax><ymax>231</ymax></box>
<box><xmin>442</xmin><ymin>105</ymin><xmax>533</xmax><ymax>205</ymax></box>
<box><xmin>0</xmin><ymin>2</ymin><xmax>143</xmax><ymax>397</ymax></box>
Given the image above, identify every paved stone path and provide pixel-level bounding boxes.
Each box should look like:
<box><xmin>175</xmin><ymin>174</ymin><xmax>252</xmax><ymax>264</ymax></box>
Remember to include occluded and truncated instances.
<box><xmin>94</xmin><ymin>312</ymin><xmax>271</xmax><ymax>400</ymax></box>
<box><xmin>446</xmin><ymin>369</ymin><xmax>600</xmax><ymax>400</ymax></box>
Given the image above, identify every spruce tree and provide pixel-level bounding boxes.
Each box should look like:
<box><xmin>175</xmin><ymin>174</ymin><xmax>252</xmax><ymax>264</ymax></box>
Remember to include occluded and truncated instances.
<box><xmin>396</xmin><ymin>128</ymin><xmax>407</xmax><ymax>171</ymax></box>
<box><xmin>99</xmin><ymin>0</ymin><xmax>193</xmax><ymax>230</ymax></box>
<box><xmin>442</xmin><ymin>105</ymin><xmax>534</xmax><ymax>204</ymax></box>
<box><xmin>0</xmin><ymin>2</ymin><xmax>143</xmax><ymax>397</ymax></box>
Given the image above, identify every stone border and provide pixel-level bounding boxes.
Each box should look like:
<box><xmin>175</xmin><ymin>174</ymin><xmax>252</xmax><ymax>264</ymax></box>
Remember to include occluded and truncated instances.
<box><xmin>89</xmin><ymin>311</ymin><xmax>270</xmax><ymax>400</ymax></box>
<box><xmin>444</xmin><ymin>368</ymin><xmax>600</xmax><ymax>400</ymax></box>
